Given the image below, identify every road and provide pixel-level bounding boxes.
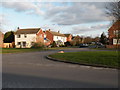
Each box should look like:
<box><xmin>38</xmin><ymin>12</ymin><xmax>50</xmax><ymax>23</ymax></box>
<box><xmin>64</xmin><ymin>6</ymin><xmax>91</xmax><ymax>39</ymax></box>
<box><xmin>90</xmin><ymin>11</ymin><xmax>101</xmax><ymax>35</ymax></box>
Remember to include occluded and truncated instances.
<box><xmin>2</xmin><ymin>48</ymin><xmax>118</xmax><ymax>88</ymax></box>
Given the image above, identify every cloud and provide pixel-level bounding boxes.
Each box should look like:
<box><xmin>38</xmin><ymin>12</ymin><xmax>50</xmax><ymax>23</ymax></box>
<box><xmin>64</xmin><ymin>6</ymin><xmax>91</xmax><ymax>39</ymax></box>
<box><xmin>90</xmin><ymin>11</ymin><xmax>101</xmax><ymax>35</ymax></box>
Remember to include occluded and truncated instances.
<box><xmin>0</xmin><ymin>14</ymin><xmax>8</xmax><ymax>32</ymax></box>
<box><xmin>2</xmin><ymin>2</ymin><xmax>44</xmax><ymax>15</ymax></box>
<box><xmin>45</xmin><ymin>2</ymin><xmax>110</xmax><ymax>25</ymax></box>
<box><xmin>41</xmin><ymin>24</ymin><xmax>63</xmax><ymax>32</ymax></box>
<box><xmin>1</xmin><ymin>2</ymin><xmax>110</xmax><ymax>25</ymax></box>
<box><xmin>0</xmin><ymin>14</ymin><xmax>8</xmax><ymax>26</ymax></box>
<box><xmin>71</xmin><ymin>24</ymin><xmax>110</xmax><ymax>34</ymax></box>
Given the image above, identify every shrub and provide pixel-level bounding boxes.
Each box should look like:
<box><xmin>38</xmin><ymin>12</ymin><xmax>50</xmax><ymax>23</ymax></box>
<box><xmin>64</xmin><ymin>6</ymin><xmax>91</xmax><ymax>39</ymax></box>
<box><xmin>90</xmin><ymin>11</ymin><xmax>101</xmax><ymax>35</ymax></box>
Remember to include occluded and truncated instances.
<box><xmin>51</xmin><ymin>41</ymin><xmax>57</xmax><ymax>47</ymax></box>
<box><xmin>31</xmin><ymin>42</ymin><xmax>44</xmax><ymax>48</ymax></box>
<box><xmin>70</xmin><ymin>41</ymin><xmax>76</xmax><ymax>46</ymax></box>
<box><xmin>59</xmin><ymin>44</ymin><xmax>66</xmax><ymax>47</ymax></box>
<box><xmin>64</xmin><ymin>41</ymin><xmax>71</xmax><ymax>47</ymax></box>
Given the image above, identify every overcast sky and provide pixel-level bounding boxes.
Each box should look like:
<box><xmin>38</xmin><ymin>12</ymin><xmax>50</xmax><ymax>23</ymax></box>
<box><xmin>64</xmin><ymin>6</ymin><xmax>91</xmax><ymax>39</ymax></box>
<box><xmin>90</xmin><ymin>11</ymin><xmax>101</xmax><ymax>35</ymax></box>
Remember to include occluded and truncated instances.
<box><xmin>0</xmin><ymin>0</ymin><xmax>113</xmax><ymax>37</ymax></box>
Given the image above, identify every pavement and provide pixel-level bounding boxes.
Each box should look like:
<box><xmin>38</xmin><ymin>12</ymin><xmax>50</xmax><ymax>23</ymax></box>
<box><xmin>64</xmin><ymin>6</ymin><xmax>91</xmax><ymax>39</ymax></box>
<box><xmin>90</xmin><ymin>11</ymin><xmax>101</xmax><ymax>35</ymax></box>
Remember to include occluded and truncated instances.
<box><xmin>2</xmin><ymin>48</ymin><xmax>119</xmax><ymax>88</ymax></box>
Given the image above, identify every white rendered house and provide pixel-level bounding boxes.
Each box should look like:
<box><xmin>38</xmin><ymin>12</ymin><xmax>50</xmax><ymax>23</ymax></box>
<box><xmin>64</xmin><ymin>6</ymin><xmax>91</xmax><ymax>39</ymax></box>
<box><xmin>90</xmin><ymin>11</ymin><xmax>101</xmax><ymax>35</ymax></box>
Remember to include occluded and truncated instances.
<box><xmin>45</xmin><ymin>30</ymin><xmax>67</xmax><ymax>45</ymax></box>
<box><xmin>15</xmin><ymin>28</ymin><xmax>44</xmax><ymax>48</ymax></box>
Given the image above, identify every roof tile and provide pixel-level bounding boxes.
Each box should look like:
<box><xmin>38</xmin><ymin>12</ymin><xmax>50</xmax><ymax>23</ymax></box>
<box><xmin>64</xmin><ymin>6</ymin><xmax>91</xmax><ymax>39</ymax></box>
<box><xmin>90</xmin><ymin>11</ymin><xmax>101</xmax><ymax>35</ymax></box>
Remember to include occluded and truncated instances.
<box><xmin>15</xmin><ymin>28</ymin><xmax>41</xmax><ymax>34</ymax></box>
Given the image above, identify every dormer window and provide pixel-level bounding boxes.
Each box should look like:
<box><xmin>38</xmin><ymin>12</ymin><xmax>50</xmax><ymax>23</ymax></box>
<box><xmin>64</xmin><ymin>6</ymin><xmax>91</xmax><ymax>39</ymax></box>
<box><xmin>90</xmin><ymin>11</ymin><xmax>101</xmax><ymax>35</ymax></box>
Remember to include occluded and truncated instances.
<box><xmin>17</xmin><ymin>34</ymin><xmax>21</xmax><ymax>38</ymax></box>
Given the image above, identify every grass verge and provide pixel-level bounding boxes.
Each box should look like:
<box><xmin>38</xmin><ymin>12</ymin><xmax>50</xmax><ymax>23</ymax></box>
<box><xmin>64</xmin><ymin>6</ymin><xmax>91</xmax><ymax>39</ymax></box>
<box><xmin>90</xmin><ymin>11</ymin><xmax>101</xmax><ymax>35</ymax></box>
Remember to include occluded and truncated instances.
<box><xmin>49</xmin><ymin>51</ymin><xmax>119</xmax><ymax>68</ymax></box>
<box><xmin>2</xmin><ymin>48</ymin><xmax>47</xmax><ymax>54</ymax></box>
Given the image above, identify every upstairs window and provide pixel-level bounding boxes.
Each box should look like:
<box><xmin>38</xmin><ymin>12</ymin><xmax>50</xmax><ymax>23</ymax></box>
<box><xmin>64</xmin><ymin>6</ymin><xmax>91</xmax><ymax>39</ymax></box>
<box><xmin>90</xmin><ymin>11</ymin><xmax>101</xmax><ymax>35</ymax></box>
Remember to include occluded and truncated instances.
<box><xmin>40</xmin><ymin>34</ymin><xmax>42</xmax><ymax>38</ymax></box>
<box><xmin>17</xmin><ymin>34</ymin><xmax>21</xmax><ymax>38</ymax></box>
<box><xmin>44</xmin><ymin>38</ymin><xmax>47</xmax><ymax>40</ymax></box>
<box><xmin>114</xmin><ymin>30</ymin><xmax>120</xmax><ymax>36</ymax></box>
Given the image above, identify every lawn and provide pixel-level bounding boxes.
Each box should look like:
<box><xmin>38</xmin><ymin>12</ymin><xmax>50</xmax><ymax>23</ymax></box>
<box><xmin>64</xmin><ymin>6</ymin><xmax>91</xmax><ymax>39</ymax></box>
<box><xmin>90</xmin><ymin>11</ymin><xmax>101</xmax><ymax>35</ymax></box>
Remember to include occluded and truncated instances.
<box><xmin>1</xmin><ymin>47</ymin><xmax>73</xmax><ymax>54</ymax></box>
<box><xmin>1</xmin><ymin>48</ymin><xmax>46</xmax><ymax>53</ymax></box>
<box><xmin>49</xmin><ymin>51</ymin><xmax>119</xmax><ymax>68</ymax></box>
<box><xmin>48</xmin><ymin>47</ymin><xmax>72</xmax><ymax>50</ymax></box>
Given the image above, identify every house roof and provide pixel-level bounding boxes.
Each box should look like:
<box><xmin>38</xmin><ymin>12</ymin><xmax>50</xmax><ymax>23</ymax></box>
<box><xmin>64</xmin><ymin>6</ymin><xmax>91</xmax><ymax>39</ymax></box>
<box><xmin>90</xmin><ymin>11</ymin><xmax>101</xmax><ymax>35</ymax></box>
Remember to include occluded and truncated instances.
<box><xmin>47</xmin><ymin>30</ymin><xmax>66</xmax><ymax>37</ymax></box>
<box><xmin>64</xmin><ymin>34</ymin><xmax>71</xmax><ymax>37</ymax></box>
<box><xmin>108</xmin><ymin>20</ymin><xmax>120</xmax><ymax>31</ymax></box>
<box><xmin>0</xmin><ymin>31</ymin><xmax>4</xmax><ymax>36</ymax></box>
<box><xmin>0</xmin><ymin>31</ymin><xmax>3</xmax><ymax>34</ymax></box>
<box><xmin>15</xmin><ymin>28</ymin><xmax>41</xmax><ymax>34</ymax></box>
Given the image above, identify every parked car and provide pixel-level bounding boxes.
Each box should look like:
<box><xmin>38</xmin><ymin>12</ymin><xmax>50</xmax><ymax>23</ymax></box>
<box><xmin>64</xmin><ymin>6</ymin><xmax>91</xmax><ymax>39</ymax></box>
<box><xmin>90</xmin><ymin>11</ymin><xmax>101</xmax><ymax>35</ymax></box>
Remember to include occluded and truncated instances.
<box><xmin>96</xmin><ymin>43</ymin><xmax>105</xmax><ymax>48</ymax></box>
<box><xmin>89</xmin><ymin>43</ymin><xmax>105</xmax><ymax>48</ymax></box>
<box><xmin>79</xmin><ymin>44</ymin><xmax>88</xmax><ymax>48</ymax></box>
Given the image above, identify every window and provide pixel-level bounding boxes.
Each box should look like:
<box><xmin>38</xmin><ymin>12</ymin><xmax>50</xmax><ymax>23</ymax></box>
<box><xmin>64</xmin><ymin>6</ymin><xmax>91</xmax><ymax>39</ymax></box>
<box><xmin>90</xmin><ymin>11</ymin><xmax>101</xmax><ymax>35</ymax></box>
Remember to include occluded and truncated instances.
<box><xmin>17</xmin><ymin>34</ymin><xmax>21</xmax><ymax>38</ymax></box>
<box><xmin>114</xmin><ymin>30</ymin><xmax>120</xmax><ymax>37</ymax></box>
<box><xmin>17</xmin><ymin>42</ymin><xmax>21</xmax><ymax>45</ymax></box>
<box><xmin>39</xmin><ymin>34</ymin><xmax>42</xmax><ymax>38</ymax></box>
<box><xmin>113</xmin><ymin>39</ymin><xmax>120</xmax><ymax>44</ymax></box>
<box><xmin>31</xmin><ymin>42</ymin><xmax>34</xmax><ymax>45</ymax></box>
<box><xmin>24</xmin><ymin>34</ymin><xmax>27</xmax><ymax>38</ymax></box>
<box><xmin>44</xmin><ymin>38</ymin><xmax>46</xmax><ymax>40</ymax></box>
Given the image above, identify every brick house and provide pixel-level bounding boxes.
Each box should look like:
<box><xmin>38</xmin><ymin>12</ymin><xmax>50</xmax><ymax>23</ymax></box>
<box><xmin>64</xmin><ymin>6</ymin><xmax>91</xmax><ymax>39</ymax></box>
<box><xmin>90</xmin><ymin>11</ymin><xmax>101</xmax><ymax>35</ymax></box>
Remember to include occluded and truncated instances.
<box><xmin>108</xmin><ymin>20</ymin><xmax>120</xmax><ymax>45</ymax></box>
<box><xmin>0</xmin><ymin>31</ymin><xmax>4</xmax><ymax>48</ymax></box>
<box><xmin>15</xmin><ymin>28</ymin><xmax>49</xmax><ymax>48</ymax></box>
<box><xmin>45</xmin><ymin>29</ymin><xmax>67</xmax><ymax>45</ymax></box>
<box><xmin>64</xmin><ymin>34</ymin><xmax>72</xmax><ymax>42</ymax></box>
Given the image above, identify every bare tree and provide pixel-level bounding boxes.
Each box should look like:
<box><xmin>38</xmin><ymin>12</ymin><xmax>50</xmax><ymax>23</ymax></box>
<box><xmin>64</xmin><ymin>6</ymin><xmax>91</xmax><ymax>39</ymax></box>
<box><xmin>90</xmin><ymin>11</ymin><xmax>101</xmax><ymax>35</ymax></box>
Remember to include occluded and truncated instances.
<box><xmin>106</xmin><ymin>1</ymin><xmax>120</xmax><ymax>22</ymax></box>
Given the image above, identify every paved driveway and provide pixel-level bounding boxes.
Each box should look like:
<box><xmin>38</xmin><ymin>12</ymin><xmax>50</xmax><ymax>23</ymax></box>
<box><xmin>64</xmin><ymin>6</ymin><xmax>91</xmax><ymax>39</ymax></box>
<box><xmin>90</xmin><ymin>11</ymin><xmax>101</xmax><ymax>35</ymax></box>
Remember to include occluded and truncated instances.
<box><xmin>2</xmin><ymin>48</ymin><xmax>118</xmax><ymax>88</ymax></box>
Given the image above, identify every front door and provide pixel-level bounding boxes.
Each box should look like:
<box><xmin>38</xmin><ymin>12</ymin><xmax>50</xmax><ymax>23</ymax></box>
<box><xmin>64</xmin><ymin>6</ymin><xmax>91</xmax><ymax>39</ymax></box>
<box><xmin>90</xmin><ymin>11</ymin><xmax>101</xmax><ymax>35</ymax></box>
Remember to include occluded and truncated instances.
<box><xmin>22</xmin><ymin>42</ymin><xmax>26</xmax><ymax>48</ymax></box>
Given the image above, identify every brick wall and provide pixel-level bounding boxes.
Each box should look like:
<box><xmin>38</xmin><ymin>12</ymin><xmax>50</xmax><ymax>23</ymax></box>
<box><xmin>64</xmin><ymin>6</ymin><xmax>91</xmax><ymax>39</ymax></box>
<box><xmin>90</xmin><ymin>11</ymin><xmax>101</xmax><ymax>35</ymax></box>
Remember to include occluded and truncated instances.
<box><xmin>45</xmin><ymin>31</ymin><xmax>53</xmax><ymax>43</ymax></box>
<box><xmin>67</xmin><ymin>35</ymin><xmax>72</xmax><ymax>41</ymax></box>
<box><xmin>0</xmin><ymin>32</ymin><xmax>4</xmax><ymax>47</ymax></box>
<box><xmin>106</xmin><ymin>45</ymin><xmax>120</xmax><ymax>48</ymax></box>
<box><xmin>36</xmin><ymin>29</ymin><xmax>44</xmax><ymax>43</ymax></box>
<box><xmin>108</xmin><ymin>20</ymin><xmax>120</xmax><ymax>45</ymax></box>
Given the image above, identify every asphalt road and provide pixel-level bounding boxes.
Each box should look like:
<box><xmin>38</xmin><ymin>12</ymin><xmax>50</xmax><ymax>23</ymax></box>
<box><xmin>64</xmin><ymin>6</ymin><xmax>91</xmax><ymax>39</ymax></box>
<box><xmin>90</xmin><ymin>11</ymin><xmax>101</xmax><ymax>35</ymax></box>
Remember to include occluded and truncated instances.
<box><xmin>2</xmin><ymin>48</ymin><xmax>118</xmax><ymax>88</ymax></box>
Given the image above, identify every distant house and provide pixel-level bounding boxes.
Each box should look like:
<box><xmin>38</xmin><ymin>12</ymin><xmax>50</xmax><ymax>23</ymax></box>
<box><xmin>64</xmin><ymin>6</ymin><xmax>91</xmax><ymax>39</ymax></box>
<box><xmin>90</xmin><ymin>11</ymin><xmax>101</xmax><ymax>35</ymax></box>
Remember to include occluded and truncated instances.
<box><xmin>108</xmin><ymin>20</ymin><xmax>120</xmax><ymax>45</ymax></box>
<box><xmin>0</xmin><ymin>31</ymin><xmax>4</xmax><ymax>48</ymax></box>
<box><xmin>15</xmin><ymin>28</ymin><xmax>48</xmax><ymax>48</ymax></box>
<box><xmin>45</xmin><ymin>29</ymin><xmax>67</xmax><ymax>45</ymax></box>
<box><xmin>64</xmin><ymin>34</ymin><xmax>72</xmax><ymax>42</ymax></box>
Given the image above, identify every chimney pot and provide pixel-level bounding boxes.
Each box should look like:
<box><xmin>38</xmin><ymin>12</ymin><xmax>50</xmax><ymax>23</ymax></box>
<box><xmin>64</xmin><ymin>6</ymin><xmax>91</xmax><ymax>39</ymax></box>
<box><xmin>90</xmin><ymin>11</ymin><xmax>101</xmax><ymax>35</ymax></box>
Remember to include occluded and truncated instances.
<box><xmin>17</xmin><ymin>27</ymin><xmax>20</xmax><ymax>29</ymax></box>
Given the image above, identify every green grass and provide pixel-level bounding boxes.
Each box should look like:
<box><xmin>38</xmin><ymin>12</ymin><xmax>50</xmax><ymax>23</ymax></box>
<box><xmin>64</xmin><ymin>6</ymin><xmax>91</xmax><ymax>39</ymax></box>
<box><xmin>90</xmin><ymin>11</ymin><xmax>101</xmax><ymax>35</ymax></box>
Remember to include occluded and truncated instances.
<box><xmin>92</xmin><ymin>48</ymin><xmax>118</xmax><ymax>51</ymax></box>
<box><xmin>1</xmin><ymin>48</ymin><xmax>47</xmax><ymax>54</ymax></box>
<box><xmin>48</xmin><ymin>47</ymin><xmax>71</xmax><ymax>50</ymax></box>
<box><xmin>49</xmin><ymin>51</ymin><xmax>119</xmax><ymax>68</ymax></box>
<box><xmin>1</xmin><ymin>47</ymin><xmax>75</xmax><ymax>54</ymax></box>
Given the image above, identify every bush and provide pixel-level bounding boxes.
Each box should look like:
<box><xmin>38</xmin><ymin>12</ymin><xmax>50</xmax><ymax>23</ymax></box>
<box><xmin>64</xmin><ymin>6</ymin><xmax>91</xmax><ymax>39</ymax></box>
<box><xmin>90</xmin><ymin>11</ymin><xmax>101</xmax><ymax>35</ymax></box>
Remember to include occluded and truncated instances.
<box><xmin>51</xmin><ymin>41</ymin><xmax>57</xmax><ymax>47</ymax></box>
<box><xmin>31</xmin><ymin>42</ymin><xmax>44</xmax><ymax>48</ymax></box>
<box><xmin>70</xmin><ymin>41</ymin><xmax>76</xmax><ymax>46</ymax></box>
<box><xmin>59</xmin><ymin>45</ymin><xmax>66</xmax><ymax>47</ymax></box>
<box><xmin>64</xmin><ymin>41</ymin><xmax>71</xmax><ymax>47</ymax></box>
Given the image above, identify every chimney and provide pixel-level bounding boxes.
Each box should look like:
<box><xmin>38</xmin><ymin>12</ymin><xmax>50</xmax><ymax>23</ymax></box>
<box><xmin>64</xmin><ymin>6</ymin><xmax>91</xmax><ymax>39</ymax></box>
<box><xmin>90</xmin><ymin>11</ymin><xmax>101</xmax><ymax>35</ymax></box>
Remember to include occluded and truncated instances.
<box><xmin>58</xmin><ymin>31</ymin><xmax>60</xmax><ymax>33</ymax></box>
<box><xmin>17</xmin><ymin>27</ymin><xmax>20</xmax><ymax>30</ymax></box>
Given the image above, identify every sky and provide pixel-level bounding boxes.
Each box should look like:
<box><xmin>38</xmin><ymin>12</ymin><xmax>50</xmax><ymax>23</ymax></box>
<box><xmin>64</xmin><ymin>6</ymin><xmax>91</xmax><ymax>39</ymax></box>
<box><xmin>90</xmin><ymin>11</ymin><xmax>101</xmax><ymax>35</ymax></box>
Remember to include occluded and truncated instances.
<box><xmin>0</xmin><ymin>0</ymin><xmax>114</xmax><ymax>37</ymax></box>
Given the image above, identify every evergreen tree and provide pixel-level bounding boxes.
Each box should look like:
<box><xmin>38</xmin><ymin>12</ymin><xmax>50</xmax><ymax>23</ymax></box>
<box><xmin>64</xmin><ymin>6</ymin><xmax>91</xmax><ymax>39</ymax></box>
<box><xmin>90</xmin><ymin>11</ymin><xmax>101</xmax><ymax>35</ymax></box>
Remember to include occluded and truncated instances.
<box><xmin>100</xmin><ymin>32</ymin><xmax>107</xmax><ymax>45</ymax></box>
<box><xmin>4</xmin><ymin>31</ymin><xmax>14</xmax><ymax>43</ymax></box>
